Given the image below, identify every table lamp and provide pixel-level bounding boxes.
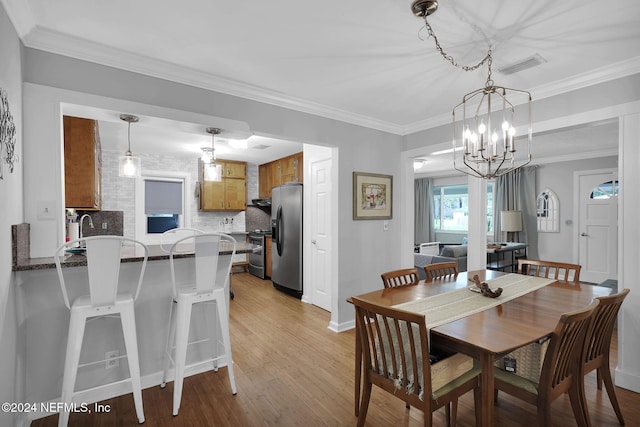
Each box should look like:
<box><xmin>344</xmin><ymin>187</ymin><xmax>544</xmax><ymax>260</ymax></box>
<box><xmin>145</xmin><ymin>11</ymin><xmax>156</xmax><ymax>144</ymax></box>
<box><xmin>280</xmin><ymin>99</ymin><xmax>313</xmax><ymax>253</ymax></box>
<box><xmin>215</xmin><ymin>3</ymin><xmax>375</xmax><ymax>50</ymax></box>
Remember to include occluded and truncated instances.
<box><xmin>501</xmin><ymin>210</ymin><xmax>522</xmax><ymax>242</ymax></box>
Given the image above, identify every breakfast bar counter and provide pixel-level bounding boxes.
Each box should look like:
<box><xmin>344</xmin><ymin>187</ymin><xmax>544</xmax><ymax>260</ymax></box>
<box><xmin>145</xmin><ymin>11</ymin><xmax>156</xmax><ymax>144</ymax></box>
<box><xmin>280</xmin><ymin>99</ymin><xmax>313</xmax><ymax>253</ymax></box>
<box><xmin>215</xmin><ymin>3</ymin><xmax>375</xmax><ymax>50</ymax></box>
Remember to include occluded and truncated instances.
<box><xmin>12</xmin><ymin>241</ymin><xmax>258</xmax><ymax>271</ymax></box>
<box><xmin>12</xmin><ymin>232</ymin><xmax>257</xmax><ymax>424</ymax></box>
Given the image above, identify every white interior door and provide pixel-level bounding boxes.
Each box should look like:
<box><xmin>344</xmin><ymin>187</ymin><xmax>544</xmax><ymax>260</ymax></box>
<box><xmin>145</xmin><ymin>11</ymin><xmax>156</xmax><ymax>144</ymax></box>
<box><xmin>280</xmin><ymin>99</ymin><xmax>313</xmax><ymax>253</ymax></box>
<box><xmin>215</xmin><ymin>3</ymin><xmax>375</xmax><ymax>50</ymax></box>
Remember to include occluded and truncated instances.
<box><xmin>309</xmin><ymin>157</ymin><xmax>332</xmax><ymax>311</ymax></box>
<box><xmin>576</xmin><ymin>170</ymin><xmax>618</xmax><ymax>283</ymax></box>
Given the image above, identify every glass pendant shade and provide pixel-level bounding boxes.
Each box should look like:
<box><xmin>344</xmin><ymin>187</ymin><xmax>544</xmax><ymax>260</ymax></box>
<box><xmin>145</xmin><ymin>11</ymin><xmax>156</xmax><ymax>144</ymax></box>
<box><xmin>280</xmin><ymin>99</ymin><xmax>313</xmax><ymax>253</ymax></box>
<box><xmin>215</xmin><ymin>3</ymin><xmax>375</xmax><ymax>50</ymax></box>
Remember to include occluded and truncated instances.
<box><xmin>203</xmin><ymin>127</ymin><xmax>223</xmax><ymax>182</ymax></box>
<box><xmin>119</xmin><ymin>152</ymin><xmax>141</xmax><ymax>177</ymax></box>
<box><xmin>204</xmin><ymin>162</ymin><xmax>223</xmax><ymax>182</ymax></box>
<box><xmin>119</xmin><ymin>114</ymin><xmax>141</xmax><ymax>178</ymax></box>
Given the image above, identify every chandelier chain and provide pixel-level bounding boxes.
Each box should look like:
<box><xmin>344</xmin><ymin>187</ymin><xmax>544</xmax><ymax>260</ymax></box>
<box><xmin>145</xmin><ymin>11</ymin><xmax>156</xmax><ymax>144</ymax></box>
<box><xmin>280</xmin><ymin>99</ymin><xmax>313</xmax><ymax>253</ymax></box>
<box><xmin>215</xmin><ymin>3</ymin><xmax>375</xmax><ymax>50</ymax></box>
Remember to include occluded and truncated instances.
<box><xmin>422</xmin><ymin>17</ymin><xmax>493</xmax><ymax>83</ymax></box>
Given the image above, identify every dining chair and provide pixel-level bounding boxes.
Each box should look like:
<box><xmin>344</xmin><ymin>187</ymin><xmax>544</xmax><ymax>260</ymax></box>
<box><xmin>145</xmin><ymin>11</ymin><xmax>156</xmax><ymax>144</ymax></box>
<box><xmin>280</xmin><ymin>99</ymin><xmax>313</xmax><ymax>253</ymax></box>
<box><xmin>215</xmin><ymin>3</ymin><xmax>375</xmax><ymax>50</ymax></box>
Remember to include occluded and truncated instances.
<box><xmin>577</xmin><ymin>288</ymin><xmax>629</xmax><ymax>425</ymax></box>
<box><xmin>494</xmin><ymin>299</ymin><xmax>600</xmax><ymax>427</ymax></box>
<box><xmin>161</xmin><ymin>233</ymin><xmax>237</xmax><ymax>416</ymax></box>
<box><xmin>380</xmin><ymin>268</ymin><xmax>420</xmax><ymax>288</ymax></box>
<box><xmin>423</xmin><ymin>262</ymin><xmax>459</xmax><ymax>282</ymax></box>
<box><xmin>517</xmin><ymin>258</ymin><xmax>582</xmax><ymax>285</ymax></box>
<box><xmin>351</xmin><ymin>296</ymin><xmax>482</xmax><ymax>427</ymax></box>
<box><xmin>55</xmin><ymin>236</ymin><xmax>148</xmax><ymax>427</ymax></box>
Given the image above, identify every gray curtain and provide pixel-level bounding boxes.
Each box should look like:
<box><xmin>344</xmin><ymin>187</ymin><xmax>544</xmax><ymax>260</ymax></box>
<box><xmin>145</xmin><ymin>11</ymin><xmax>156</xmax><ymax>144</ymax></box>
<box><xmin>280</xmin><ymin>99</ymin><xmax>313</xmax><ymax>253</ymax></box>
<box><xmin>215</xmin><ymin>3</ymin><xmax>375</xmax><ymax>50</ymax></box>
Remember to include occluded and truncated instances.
<box><xmin>494</xmin><ymin>166</ymin><xmax>539</xmax><ymax>259</ymax></box>
<box><xmin>414</xmin><ymin>178</ymin><xmax>434</xmax><ymax>245</ymax></box>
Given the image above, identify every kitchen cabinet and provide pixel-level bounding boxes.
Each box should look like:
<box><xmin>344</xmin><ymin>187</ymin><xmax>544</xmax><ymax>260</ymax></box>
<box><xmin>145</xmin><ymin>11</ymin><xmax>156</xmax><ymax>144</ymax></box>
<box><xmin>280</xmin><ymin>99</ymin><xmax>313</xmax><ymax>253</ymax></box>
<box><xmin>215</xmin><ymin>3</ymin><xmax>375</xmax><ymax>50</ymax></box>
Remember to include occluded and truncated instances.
<box><xmin>64</xmin><ymin>116</ymin><xmax>101</xmax><ymax>210</ymax></box>
<box><xmin>200</xmin><ymin>160</ymin><xmax>247</xmax><ymax>211</ymax></box>
<box><xmin>265</xmin><ymin>236</ymin><xmax>272</xmax><ymax>278</ymax></box>
<box><xmin>258</xmin><ymin>152</ymin><xmax>303</xmax><ymax>198</ymax></box>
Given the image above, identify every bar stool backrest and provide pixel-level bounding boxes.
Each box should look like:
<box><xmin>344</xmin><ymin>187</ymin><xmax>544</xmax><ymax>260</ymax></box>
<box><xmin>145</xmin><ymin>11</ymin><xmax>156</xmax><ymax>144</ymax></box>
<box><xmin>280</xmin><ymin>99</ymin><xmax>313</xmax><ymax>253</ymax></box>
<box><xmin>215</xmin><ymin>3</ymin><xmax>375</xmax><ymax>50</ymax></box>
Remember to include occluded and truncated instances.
<box><xmin>160</xmin><ymin>227</ymin><xmax>203</xmax><ymax>253</ymax></box>
<box><xmin>55</xmin><ymin>236</ymin><xmax>148</xmax><ymax>309</ymax></box>
<box><xmin>169</xmin><ymin>233</ymin><xmax>237</xmax><ymax>296</ymax></box>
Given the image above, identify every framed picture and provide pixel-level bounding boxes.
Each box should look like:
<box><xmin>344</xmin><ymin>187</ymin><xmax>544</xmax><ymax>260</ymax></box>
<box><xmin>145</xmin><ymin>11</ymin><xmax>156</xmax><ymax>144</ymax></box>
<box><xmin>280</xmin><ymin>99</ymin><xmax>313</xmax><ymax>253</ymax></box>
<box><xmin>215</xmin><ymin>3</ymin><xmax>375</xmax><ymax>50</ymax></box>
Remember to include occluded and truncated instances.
<box><xmin>353</xmin><ymin>172</ymin><xmax>392</xmax><ymax>220</ymax></box>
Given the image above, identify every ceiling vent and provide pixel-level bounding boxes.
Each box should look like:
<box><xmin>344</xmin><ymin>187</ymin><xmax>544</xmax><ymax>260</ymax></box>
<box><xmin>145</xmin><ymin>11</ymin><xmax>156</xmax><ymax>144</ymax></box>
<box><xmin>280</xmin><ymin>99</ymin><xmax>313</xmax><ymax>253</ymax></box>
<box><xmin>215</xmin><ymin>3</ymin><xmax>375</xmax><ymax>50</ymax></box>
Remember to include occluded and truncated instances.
<box><xmin>498</xmin><ymin>54</ymin><xmax>546</xmax><ymax>75</ymax></box>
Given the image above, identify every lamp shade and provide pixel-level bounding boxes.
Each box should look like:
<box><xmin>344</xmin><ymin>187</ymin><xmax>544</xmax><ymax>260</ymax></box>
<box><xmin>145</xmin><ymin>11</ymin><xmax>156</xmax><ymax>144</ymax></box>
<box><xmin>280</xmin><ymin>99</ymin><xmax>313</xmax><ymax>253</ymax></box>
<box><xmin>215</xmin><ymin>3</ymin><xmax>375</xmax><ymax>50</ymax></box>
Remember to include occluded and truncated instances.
<box><xmin>501</xmin><ymin>210</ymin><xmax>523</xmax><ymax>232</ymax></box>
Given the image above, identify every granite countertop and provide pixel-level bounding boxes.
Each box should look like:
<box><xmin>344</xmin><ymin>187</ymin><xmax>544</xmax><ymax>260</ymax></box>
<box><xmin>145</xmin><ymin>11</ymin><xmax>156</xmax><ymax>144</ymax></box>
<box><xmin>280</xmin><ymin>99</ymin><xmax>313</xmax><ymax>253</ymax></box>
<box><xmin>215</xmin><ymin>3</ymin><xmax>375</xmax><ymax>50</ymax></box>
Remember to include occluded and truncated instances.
<box><xmin>13</xmin><ymin>241</ymin><xmax>258</xmax><ymax>272</ymax></box>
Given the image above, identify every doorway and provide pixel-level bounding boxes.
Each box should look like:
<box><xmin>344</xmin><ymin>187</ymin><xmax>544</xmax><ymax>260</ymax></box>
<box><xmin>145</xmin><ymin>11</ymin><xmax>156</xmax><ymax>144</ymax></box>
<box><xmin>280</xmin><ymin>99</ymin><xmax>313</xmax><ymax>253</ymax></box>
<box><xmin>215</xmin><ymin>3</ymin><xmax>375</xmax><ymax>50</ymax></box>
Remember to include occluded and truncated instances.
<box><xmin>574</xmin><ymin>169</ymin><xmax>618</xmax><ymax>283</ymax></box>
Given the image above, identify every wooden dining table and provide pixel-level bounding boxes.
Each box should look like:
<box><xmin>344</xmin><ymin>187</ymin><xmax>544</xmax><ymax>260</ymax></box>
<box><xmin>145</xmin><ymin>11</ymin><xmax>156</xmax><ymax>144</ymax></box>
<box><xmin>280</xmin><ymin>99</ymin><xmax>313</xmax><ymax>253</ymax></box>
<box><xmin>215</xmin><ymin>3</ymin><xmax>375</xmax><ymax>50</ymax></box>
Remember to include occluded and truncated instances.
<box><xmin>350</xmin><ymin>269</ymin><xmax>612</xmax><ymax>426</ymax></box>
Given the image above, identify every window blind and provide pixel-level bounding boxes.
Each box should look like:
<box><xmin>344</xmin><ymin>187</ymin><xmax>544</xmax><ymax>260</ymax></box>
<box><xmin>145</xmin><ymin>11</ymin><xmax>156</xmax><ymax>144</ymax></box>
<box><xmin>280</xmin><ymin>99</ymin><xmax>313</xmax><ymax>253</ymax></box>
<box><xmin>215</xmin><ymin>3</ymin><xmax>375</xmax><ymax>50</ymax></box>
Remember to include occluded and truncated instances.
<box><xmin>145</xmin><ymin>179</ymin><xmax>183</xmax><ymax>214</ymax></box>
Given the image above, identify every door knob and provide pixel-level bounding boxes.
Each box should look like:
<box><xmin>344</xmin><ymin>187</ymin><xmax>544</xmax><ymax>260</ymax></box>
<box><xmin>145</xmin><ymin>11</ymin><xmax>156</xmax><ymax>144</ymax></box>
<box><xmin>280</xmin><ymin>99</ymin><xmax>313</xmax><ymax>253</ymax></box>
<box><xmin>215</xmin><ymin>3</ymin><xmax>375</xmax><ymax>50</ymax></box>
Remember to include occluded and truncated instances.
<box><xmin>580</xmin><ymin>233</ymin><xmax>589</xmax><ymax>236</ymax></box>
<box><xmin>311</xmin><ymin>240</ymin><xmax>317</xmax><ymax>245</ymax></box>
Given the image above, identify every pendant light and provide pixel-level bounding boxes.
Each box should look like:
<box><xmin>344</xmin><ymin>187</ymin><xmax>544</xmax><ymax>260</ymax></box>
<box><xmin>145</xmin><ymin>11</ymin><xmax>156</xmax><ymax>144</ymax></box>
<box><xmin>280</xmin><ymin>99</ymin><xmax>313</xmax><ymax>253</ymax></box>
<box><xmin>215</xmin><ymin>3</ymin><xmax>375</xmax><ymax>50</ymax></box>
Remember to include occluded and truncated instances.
<box><xmin>412</xmin><ymin>0</ymin><xmax>532</xmax><ymax>179</ymax></box>
<box><xmin>118</xmin><ymin>114</ymin><xmax>141</xmax><ymax>178</ymax></box>
<box><xmin>203</xmin><ymin>127</ymin><xmax>223</xmax><ymax>182</ymax></box>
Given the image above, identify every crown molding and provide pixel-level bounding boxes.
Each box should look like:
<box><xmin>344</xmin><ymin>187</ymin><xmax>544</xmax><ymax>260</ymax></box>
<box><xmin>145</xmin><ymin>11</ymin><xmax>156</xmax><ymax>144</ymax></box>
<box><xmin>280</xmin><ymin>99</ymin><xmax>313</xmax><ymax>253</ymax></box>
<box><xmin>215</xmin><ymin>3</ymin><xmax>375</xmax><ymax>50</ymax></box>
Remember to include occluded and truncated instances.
<box><xmin>0</xmin><ymin>0</ymin><xmax>35</xmax><ymax>38</ymax></box>
<box><xmin>21</xmin><ymin>27</ymin><xmax>405</xmax><ymax>135</ymax></box>
<box><xmin>402</xmin><ymin>57</ymin><xmax>640</xmax><ymax>135</ymax></box>
<box><xmin>14</xmin><ymin>22</ymin><xmax>640</xmax><ymax>138</ymax></box>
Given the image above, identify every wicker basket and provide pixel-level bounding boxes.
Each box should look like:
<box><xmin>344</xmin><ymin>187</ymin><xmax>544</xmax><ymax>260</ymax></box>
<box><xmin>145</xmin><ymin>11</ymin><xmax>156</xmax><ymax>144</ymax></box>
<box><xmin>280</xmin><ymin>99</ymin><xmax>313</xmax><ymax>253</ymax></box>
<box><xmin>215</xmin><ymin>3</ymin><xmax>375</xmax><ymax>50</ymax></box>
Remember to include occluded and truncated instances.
<box><xmin>495</xmin><ymin>338</ymin><xmax>549</xmax><ymax>383</ymax></box>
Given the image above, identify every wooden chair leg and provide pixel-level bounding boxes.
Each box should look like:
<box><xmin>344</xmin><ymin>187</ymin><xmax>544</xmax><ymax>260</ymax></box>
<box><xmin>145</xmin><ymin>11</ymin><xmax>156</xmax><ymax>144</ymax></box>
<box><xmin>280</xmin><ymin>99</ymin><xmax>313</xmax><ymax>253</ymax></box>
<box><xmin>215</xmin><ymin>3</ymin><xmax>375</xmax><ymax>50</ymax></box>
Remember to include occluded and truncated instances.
<box><xmin>357</xmin><ymin>381</ymin><xmax>372</xmax><ymax>427</ymax></box>
<box><xmin>599</xmin><ymin>366</ymin><xmax>625</xmax><ymax>425</ymax></box>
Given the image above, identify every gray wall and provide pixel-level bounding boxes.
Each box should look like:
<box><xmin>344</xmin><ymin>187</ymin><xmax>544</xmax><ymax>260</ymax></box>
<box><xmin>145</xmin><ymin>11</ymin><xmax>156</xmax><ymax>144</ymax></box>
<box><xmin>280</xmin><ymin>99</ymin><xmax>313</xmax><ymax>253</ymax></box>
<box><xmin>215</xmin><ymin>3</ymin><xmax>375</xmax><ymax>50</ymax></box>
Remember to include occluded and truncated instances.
<box><xmin>0</xmin><ymin>4</ymin><xmax>23</xmax><ymax>426</ymax></box>
<box><xmin>21</xmin><ymin>47</ymin><xmax>404</xmax><ymax>328</ymax></box>
<box><xmin>536</xmin><ymin>156</ymin><xmax>618</xmax><ymax>263</ymax></box>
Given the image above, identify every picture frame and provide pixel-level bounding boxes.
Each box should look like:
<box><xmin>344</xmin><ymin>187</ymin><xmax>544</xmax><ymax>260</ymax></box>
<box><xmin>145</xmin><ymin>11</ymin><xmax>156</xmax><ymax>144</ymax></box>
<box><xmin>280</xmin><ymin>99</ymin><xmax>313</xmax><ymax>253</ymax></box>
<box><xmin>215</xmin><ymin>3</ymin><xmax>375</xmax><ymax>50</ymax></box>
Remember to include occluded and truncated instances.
<box><xmin>352</xmin><ymin>172</ymin><xmax>392</xmax><ymax>220</ymax></box>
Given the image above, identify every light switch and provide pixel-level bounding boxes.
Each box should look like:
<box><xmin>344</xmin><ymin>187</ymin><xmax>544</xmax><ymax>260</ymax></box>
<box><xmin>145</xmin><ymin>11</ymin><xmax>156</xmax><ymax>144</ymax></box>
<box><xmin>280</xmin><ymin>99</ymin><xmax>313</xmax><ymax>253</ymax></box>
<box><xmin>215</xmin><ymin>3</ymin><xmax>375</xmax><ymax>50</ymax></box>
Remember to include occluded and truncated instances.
<box><xmin>383</xmin><ymin>220</ymin><xmax>389</xmax><ymax>231</ymax></box>
<box><xmin>37</xmin><ymin>200</ymin><xmax>57</xmax><ymax>221</ymax></box>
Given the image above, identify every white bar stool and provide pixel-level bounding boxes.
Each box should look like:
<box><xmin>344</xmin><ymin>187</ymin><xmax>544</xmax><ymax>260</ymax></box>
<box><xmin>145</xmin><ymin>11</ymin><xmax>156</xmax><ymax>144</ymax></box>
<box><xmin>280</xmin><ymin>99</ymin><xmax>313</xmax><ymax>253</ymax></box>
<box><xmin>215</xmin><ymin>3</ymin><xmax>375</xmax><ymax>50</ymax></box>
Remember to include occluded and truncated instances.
<box><xmin>161</xmin><ymin>233</ymin><xmax>237</xmax><ymax>416</ymax></box>
<box><xmin>55</xmin><ymin>236</ymin><xmax>148</xmax><ymax>427</ymax></box>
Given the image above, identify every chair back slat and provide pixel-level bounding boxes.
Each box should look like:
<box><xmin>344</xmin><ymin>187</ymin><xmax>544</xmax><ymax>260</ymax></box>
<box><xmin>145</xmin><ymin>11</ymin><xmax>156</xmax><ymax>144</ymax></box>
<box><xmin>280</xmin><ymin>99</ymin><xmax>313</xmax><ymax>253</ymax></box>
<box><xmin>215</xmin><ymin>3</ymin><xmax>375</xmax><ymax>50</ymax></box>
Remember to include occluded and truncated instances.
<box><xmin>540</xmin><ymin>299</ymin><xmax>598</xmax><ymax>393</ymax></box>
<box><xmin>423</xmin><ymin>262</ymin><xmax>459</xmax><ymax>282</ymax></box>
<box><xmin>353</xmin><ymin>297</ymin><xmax>429</xmax><ymax>401</ymax></box>
<box><xmin>380</xmin><ymin>268</ymin><xmax>420</xmax><ymax>288</ymax></box>
<box><xmin>584</xmin><ymin>288</ymin><xmax>629</xmax><ymax>364</ymax></box>
<box><xmin>518</xmin><ymin>259</ymin><xmax>581</xmax><ymax>285</ymax></box>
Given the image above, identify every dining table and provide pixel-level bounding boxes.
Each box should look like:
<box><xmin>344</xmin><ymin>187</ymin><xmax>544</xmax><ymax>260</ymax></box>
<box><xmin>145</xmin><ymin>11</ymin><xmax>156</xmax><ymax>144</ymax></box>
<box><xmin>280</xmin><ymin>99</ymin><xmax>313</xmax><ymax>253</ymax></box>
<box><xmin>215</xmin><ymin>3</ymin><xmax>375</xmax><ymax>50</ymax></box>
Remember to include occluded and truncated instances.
<box><xmin>350</xmin><ymin>269</ymin><xmax>612</xmax><ymax>426</ymax></box>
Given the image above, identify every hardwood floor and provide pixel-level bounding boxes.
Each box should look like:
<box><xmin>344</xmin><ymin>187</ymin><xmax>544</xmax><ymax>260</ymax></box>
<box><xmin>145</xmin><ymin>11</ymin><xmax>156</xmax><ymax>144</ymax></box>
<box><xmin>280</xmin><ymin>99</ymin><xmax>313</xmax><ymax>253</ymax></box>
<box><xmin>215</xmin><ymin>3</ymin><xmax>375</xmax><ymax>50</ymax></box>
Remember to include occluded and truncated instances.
<box><xmin>33</xmin><ymin>273</ymin><xmax>638</xmax><ymax>426</ymax></box>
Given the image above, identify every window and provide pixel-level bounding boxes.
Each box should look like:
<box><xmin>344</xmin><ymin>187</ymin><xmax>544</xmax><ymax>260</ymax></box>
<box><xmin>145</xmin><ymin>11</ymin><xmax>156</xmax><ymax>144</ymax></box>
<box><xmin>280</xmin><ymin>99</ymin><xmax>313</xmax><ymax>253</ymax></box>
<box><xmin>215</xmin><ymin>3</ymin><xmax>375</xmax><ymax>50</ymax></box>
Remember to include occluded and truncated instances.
<box><xmin>134</xmin><ymin>171</ymin><xmax>191</xmax><ymax>244</ymax></box>
<box><xmin>590</xmin><ymin>180</ymin><xmax>619</xmax><ymax>199</ymax></box>
<box><xmin>537</xmin><ymin>188</ymin><xmax>559</xmax><ymax>232</ymax></box>
<box><xmin>145</xmin><ymin>179</ymin><xmax>183</xmax><ymax>234</ymax></box>
<box><xmin>433</xmin><ymin>183</ymin><xmax>493</xmax><ymax>232</ymax></box>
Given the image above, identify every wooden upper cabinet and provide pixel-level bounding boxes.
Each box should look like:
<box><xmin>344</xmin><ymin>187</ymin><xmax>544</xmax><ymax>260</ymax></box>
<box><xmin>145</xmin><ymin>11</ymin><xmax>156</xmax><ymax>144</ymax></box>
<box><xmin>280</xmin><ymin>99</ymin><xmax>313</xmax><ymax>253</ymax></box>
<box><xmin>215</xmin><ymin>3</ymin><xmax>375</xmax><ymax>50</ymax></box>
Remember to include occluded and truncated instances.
<box><xmin>258</xmin><ymin>152</ymin><xmax>303</xmax><ymax>198</ymax></box>
<box><xmin>200</xmin><ymin>159</ymin><xmax>247</xmax><ymax>211</ymax></box>
<box><xmin>224</xmin><ymin>161</ymin><xmax>246</xmax><ymax>179</ymax></box>
<box><xmin>64</xmin><ymin>116</ymin><xmax>101</xmax><ymax>210</ymax></box>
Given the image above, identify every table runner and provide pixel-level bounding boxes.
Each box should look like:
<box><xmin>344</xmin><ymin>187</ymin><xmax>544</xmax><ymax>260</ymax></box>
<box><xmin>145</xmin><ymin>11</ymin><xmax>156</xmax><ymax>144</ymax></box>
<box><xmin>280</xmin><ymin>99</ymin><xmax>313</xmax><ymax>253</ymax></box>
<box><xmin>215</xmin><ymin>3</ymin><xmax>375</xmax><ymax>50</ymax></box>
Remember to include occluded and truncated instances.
<box><xmin>393</xmin><ymin>274</ymin><xmax>555</xmax><ymax>330</ymax></box>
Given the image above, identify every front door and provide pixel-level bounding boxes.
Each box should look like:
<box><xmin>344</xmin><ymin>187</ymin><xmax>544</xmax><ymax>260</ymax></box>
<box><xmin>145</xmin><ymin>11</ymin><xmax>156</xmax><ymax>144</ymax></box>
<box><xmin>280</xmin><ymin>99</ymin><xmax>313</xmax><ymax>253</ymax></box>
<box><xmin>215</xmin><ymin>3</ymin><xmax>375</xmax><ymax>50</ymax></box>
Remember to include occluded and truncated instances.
<box><xmin>576</xmin><ymin>169</ymin><xmax>618</xmax><ymax>283</ymax></box>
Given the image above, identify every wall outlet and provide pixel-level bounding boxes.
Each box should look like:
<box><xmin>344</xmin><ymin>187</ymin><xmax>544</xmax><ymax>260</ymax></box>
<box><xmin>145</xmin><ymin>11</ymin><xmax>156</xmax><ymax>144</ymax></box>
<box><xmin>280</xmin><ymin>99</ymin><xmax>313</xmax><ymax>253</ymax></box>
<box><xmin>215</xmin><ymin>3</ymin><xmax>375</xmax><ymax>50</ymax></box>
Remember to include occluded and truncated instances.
<box><xmin>105</xmin><ymin>350</ymin><xmax>119</xmax><ymax>369</ymax></box>
<box><xmin>102</xmin><ymin>222</ymin><xmax>108</xmax><ymax>230</ymax></box>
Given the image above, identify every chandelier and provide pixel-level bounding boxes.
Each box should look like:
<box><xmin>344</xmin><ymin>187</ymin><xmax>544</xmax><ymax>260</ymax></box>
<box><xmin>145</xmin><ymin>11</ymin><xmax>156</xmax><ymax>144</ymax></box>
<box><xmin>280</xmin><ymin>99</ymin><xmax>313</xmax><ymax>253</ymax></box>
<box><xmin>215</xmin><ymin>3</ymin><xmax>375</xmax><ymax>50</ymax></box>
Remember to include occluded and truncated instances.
<box><xmin>412</xmin><ymin>0</ymin><xmax>532</xmax><ymax>179</ymax></box>
<box><xmin>118</xmin><ymin>114</ymin><xmax>141</xmax><ymax>178</ymax></box>
<box><xmin>203</xmin><ymin>127</ymin><xmax>223</xmax><ymax>182</ymax></box>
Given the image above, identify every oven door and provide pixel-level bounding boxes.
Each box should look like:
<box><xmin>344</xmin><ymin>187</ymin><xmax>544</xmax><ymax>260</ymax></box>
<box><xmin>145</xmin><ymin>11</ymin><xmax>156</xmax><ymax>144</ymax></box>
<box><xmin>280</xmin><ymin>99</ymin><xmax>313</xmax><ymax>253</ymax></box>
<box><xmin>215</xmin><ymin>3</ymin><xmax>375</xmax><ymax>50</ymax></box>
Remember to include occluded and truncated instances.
<box><xmin>248</xmin><ymin>234</ymin><xmax>266</xmax><ymax>279</ymax></box>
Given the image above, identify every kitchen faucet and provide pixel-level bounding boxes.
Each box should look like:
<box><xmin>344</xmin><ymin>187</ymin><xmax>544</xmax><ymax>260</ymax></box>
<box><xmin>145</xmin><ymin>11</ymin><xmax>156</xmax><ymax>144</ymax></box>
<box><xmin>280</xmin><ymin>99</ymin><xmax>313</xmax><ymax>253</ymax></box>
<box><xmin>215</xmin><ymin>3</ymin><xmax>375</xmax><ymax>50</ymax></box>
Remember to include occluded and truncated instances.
<box><xmin>79</xmin><ymin>214</ymin><xmax>94</xmax><ymax>240</ymax></box>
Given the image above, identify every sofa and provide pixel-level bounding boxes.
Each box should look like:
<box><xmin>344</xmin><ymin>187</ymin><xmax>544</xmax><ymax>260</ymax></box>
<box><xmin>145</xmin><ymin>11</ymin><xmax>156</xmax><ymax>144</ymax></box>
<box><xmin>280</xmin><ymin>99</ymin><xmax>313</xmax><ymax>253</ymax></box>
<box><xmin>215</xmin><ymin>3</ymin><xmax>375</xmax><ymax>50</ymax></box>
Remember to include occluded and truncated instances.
<box><xmin>414</xmin><ymin>245</ymin><xmax>468</xmax><ymax>280</ymax></box>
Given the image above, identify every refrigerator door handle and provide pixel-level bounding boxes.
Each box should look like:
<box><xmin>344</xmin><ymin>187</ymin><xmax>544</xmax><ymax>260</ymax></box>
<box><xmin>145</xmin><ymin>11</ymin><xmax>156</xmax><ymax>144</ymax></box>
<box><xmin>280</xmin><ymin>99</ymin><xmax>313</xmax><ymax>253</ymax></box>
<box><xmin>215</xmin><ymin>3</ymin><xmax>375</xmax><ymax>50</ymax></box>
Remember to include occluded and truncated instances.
<box><xmin>275</xmin><ymin>206</ymin><xmax>283</xmax><ymax>256</ymax></box>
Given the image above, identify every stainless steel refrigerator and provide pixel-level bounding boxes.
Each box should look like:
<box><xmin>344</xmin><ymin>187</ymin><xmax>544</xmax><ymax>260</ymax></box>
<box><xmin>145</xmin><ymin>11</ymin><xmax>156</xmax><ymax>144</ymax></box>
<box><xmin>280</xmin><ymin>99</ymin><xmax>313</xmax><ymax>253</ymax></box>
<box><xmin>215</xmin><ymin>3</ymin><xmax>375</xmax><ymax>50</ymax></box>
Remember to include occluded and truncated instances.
<box><xmin>271</xmin><ymin>183</ymin><xmax>303</xmax><ymax>297</ymax></box>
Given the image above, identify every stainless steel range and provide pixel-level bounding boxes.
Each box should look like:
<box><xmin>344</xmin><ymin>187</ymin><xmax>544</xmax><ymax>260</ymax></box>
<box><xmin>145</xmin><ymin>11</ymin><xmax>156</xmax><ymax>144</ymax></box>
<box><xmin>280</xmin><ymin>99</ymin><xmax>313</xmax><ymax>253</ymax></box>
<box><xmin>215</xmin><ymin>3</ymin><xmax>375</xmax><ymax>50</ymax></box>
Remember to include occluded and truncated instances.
<box><xmin>248</xmin><ymin>230</ymin><xmax>271</xmax><ymax>279</ymax></box>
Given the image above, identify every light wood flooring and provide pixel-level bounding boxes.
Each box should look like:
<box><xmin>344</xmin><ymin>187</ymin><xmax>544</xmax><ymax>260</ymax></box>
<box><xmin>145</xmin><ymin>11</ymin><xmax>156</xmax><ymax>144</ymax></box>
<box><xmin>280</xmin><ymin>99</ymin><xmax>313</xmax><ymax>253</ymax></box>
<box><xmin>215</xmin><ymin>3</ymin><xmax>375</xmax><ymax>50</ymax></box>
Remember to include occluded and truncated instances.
<box><xmin>33</xmin><ymin>273</ymin><xmax>639</xmax><ymax>426</ymax></box>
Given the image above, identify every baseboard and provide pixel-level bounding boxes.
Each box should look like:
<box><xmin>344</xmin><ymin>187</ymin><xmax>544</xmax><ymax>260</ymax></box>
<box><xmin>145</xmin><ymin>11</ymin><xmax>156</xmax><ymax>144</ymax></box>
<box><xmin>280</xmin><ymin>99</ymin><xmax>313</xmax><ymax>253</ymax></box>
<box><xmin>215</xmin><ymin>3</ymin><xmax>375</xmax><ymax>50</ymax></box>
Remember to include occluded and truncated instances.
<box><xmin>615</xmin><ymin>366</ymin><xmax>640</xmax><ymax>393</ymax></box>
<box><xmin>329</xmin><ymin>319</ymin><xmax>354</xmax><ymax>333</ymax></box>
<box><xmin>22</xmin><ymin>360</ymin><xmax>228</xmax><ymax>424</ymax></box>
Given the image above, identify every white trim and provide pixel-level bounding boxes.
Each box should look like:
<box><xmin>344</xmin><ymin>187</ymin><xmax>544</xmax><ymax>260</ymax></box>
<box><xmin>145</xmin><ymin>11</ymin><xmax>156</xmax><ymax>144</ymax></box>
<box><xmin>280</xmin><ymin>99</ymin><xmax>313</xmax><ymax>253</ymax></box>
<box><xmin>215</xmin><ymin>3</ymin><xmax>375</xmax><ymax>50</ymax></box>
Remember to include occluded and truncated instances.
<box><xmin>16</xmin><ymin>24</ymin><xmax>640</xmax><ymax>136</ymax></box>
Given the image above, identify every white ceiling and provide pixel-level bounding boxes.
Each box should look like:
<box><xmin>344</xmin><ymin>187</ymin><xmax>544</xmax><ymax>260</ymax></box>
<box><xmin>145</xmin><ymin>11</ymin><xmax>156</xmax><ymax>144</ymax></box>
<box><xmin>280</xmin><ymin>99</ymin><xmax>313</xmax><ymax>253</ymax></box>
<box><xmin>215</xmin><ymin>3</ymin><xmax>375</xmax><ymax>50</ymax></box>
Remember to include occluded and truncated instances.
<box><xmin>3</xmin><ymin>0</ymin><xmax>638</xmax><ymax>165</ymax></box>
